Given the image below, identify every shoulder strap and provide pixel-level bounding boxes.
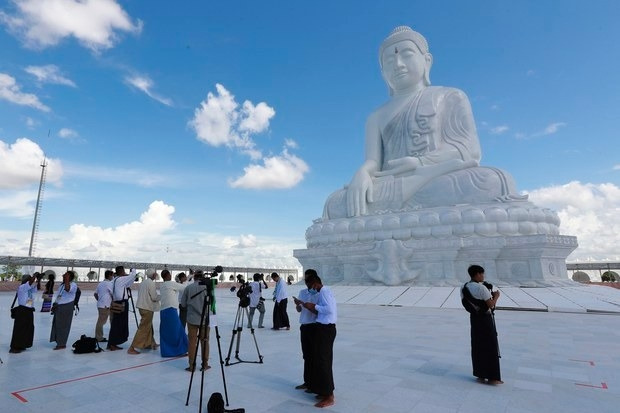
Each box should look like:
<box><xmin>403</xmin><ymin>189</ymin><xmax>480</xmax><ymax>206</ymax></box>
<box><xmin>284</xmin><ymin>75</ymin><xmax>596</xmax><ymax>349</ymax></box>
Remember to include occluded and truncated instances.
<box><xmin>11</xmin><ymin>292</ymin><xmax>18</xmax><ymax>309</ymax></box>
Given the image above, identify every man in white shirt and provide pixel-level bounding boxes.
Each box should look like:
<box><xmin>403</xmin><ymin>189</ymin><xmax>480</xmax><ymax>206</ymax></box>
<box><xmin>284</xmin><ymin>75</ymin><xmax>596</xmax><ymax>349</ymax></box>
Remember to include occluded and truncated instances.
<box><xmin>9</xmin><ymin>274</ymin><xmax>39</xmax><ymax>353</ymax></box>
<box><xmin>93</xmin><ymin>270</ymin><xmax>114</xmax><ymax>343</ymax></box>
<box><xmin>271</xmin><ymin>272</ymin><xmax>290</xmax><ymax>330</ymax></box>
<box><xmin>128</xmin><ymin>268</ymin><xmax>161</xmax><ymax>354</ymax></box>
<box><xmin>301</xmin><ymin>269</ymin><xmax>337</xmax><ymax>408</ymax></box>
<box><xmin>462</xmin><ymin>265</ymin><xmax>502</xmax><ymax>385</ymax></box>
<box><xmin>293</xmin><ymin>273</ymin><xmax>319</xmax><ymax>392</ymax></box>
<box><xmin>107</xmin><ymin>266</ymin><xmax>137</xmax><ymax>351</ymax></box>
<box><xmin>247</xmin><ymin>273</ymin><xmax>268</xmax><ymax>329</ymax></box>
<box><xmin>159</xmin><ymin>269</ymin><xmax>189</xmax><ymax>357</ymax></box>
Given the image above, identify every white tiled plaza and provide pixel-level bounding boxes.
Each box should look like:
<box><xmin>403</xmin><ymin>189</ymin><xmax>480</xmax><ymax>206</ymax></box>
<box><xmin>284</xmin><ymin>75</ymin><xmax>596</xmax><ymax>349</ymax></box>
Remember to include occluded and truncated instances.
<box><xmin>1</xmin><ymin>285</ymin><xmax>619</xmax><ymax>413</ymax></box>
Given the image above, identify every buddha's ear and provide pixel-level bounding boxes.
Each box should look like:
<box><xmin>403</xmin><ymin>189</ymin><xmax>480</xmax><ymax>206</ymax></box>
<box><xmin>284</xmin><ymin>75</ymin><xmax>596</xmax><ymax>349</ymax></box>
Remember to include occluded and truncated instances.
<box><xmin>424</xmin><ymin>52</ymin><xmax>433</xmax><ymax>86</ymax></box>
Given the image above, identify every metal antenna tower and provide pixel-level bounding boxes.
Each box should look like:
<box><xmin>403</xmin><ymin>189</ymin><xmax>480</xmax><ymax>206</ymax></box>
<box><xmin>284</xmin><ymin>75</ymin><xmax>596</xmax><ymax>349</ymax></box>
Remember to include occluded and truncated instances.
<box><xmin>28</xmin><ymin>157</ymin><xmax>47</xmax><ymax>257</ymax></box>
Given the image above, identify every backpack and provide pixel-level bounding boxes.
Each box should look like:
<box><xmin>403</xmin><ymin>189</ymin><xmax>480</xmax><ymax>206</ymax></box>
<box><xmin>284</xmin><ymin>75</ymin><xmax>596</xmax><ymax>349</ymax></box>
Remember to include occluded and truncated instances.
<box><xmin>461</xmin><ymin>282</ymin><xmax>489</xmax><ymax>315</ymax></box>
<box><xmin>207</xmin><ymin>392</ymin><xmax>225</xmax><ymax>413</ymax></box>
<box><xmin>72</xmin><ymin>334</ymin><xmax>102</xmax><ymax>354</ymax></box>
<box><xmin>74</xmin><ymin>287</ymin><xmax>82</xmax><ymax>315</ymax></box>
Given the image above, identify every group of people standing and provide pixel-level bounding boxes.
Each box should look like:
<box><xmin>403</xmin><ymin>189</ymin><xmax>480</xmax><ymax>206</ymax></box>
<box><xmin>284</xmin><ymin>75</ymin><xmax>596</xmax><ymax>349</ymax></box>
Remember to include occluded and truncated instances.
<box><xmin>9</xmin><ymin>269</ymin><xmax>80</xmax><ymax>353</ymax></box>
<box><xmin>95</xmin><ymin>267</ymin><xmax>190</xmax><ymax>360</ymax></box>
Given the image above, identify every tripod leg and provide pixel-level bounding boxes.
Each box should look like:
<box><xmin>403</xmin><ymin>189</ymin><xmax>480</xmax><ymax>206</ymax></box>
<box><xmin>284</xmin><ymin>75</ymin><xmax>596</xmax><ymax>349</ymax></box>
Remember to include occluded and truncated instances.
<box><xmin>127</xmin><ymin>288</ymin><xmax>139</xmax><ymax>328</ymax></box>
<box><xmin>234</xmin><ymin>310</ymin><xmax>243</xmax><ymax>359</ymax></box>
<box><xmin>185</xmin><ymin>322</ymin><xmax>201</xmax><ymax>406</ymax></box>
<box><xmin>225</xmin><ymin>306</ymin><xmax>241</xmax><ymax>365</ymax></box>
<box><xmin>213</xmin><ymin>325</ymin><xmax>230</xmax><ymax>406</ymax></box>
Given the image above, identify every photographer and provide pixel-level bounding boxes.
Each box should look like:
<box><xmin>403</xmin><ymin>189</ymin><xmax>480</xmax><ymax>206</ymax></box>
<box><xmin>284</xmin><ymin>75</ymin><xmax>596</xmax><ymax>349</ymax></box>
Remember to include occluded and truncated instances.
<box><xmin>181</xmin><ymin>270</ymin><xmax>211</xmax><ymax>372</ymax></box>
<box><xmin>9</xmin><ymin>273</ymin><xmax>40</xmax><ymax>353</ymax></box>
<box><xmin>247</xmin><ymin>273</ymin><xmax>268</xmax><ymax>329</ymax></box>
<box><xmin>462</xmin><ymin>265</ymin><xmax>502</xmax><ymax>385</ymax></box>
<box><xmin>49</xmin><ymin>271</ymin><xmax>78</xmax><ymax>350</ymax></box>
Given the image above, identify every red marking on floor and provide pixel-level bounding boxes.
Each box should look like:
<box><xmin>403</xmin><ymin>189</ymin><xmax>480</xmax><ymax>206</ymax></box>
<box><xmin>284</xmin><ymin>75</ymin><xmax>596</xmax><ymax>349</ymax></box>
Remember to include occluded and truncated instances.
<box><xmin>569</xmin><ymin>359</ymin><xmax>595</xmax><ymax>366</ymax></box>
<box><xmin>10</xmin><ymin>356</ymin><xmax>184</xmax><ymax>403</ymax></box>
<box><xmin>575</xmin><ymin>382</ymin><xmax>608</xmax><ymax>389</ymax></box>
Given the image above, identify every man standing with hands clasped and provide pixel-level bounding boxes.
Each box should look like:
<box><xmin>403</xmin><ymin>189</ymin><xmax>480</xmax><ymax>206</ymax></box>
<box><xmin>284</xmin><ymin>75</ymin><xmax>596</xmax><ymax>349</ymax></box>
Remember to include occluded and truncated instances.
<box><xmin>298</xmin><ymin>269</ymin><xmax>337</xmax><ymax>409</ymax></box>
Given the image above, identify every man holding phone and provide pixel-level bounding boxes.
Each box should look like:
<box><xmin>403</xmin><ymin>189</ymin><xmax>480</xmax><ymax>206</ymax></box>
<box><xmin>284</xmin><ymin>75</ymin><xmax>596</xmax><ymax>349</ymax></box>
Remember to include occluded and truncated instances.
<box><xmin>298</xmin><ymin>269</ymin><xmax>337</xmax><ymax>408</ymax></box>
<box><xmin>292</xmin><ymin>274</ymin><xmax>319</xmax><ymax>392</ymax></box>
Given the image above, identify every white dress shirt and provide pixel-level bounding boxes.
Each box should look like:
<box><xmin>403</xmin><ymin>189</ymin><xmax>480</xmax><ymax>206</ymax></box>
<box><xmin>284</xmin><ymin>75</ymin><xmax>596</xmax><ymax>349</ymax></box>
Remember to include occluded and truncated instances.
<box><xmin>274</xmin><ymin>278</ymin><xmax>288</xmax><ymax>303</ymax></box>
<box><xmin>160</xmin><ymin>280</ymin><xmax>185</xmax><ymax>310</ymax></box>
<box><xmin>298</xmin><ymin>288</ymin><xmax>318</xmax><ymax>325</ymax></box>
<box><xmin>95</xmin><ymin>279</ymin><xmax>113</xmax><ymax>308</ymax></box>
<box><xmin>17</xmin><ymin>282</ymin><xmax>38</xmax><ymax>307</ymax></box>
<box><xmin>315</xmin><ymin>286</ymin><xmax>337</xmax><ymax>325</ymax></box>
<box><xmin>136</xmin><ymin>277</ymin><xmax>160</xmax><ymax>312</ymax></box>
<box><xmin>112</xmin><ymin>271</ymin><xmax>136</xmax><ymax>301</ymax></box>
<box><xmin>55</xmin><ymin>282</ymin><xmax>78</xmax><ymax>305</ymax></box>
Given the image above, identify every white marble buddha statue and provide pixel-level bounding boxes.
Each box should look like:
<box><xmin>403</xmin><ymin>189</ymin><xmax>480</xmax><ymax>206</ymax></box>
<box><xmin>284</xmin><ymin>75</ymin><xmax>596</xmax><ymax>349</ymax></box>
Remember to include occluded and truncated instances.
<box><xmin>323</xmin><ymin>26</ymin><xmax>526</xmax><ymax>219</ymax></box>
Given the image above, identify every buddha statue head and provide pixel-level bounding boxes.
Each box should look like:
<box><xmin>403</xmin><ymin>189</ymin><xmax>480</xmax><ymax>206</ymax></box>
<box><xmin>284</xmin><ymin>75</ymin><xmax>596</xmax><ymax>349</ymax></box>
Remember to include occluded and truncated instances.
<box><xmin>379</xmin><ymin>26</ymin><xmax>433</xmax><ymax>95</ymax></box>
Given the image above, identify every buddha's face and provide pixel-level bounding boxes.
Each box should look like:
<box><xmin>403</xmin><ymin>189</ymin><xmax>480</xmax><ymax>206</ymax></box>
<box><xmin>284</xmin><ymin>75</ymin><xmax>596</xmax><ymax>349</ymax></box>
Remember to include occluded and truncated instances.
<box><xmin>381</xmin><ymin>40</ymin><xmax>430</xmax><ymax>93</ymax></box>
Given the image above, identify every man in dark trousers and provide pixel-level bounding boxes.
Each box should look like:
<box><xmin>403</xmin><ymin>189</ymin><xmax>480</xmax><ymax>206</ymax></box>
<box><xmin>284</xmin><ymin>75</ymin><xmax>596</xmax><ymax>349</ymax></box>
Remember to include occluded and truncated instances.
<box><xmin>301</xmin><ymin>269</ymin><xmax>337</xmax><ymax>408</ymax></box>
<box><xmin>461</xmin><ymin>264</ymin><xmax>502</xmax><ymax>384</ymax></box>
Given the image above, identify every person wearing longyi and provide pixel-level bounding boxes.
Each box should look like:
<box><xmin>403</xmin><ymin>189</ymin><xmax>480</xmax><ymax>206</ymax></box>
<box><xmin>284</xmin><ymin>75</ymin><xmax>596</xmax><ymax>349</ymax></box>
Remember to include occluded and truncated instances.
<box><xmin>301</xmin><ymin>269</ymin><xmax>337</xmax><ymax>408</ymax></box>
<box><xmin>128</xmin><ymin>268</ymin><xmax>161</xmax><ymax>354</ymax></box>
<box><xmin>293</xmin><ymin>272</ymin><xmax>319</xmax><ymax>393</ymax></box>
<box><xmin>107</xmin><ymin>266</ymin><xmax>137</xmax><ymax>351</ymax></box>
<box><xmin>159</xmin><ymin>269</ymin><xmax>189</xmax><ymax>357</ymax></box>
<box><xmin>9</xmin><ymin>274</ymin><xmax>39</xmax><ymax>354</ymax></box>
<box><xmin>49</xmin><ymin>271</ymin><xmax>78</xmax><ymax>350</ymax></box>
<box><xmin>271</xmin><ymin>272</ymin><xmax>290</xmax><ymax>330</ymax></box>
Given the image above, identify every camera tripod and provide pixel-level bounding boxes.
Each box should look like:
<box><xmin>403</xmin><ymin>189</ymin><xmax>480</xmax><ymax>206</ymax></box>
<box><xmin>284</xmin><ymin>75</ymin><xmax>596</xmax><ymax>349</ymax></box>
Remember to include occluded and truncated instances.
<box><xmin>186</xmin><ymin>284</ymin><xmax>230</xmax><ymax>413</ymax></box>
<box><xmin>224</xmin><ymin>303</ymin><xmax>263</xmax><ymax>366</ymax></box>
<box><xmin>126</xmin><ymin>287</ymin><xmax>139</xmax><ymax>328</ymax></box>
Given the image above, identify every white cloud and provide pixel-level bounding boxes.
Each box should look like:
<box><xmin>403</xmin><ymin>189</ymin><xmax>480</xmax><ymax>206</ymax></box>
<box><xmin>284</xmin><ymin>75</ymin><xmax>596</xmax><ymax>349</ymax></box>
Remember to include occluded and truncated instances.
<box><xmin>284</xmin><ymin>138</ymin><xmax>298</xmax><ymax>149</ymax></box>
<box><xmin>0</xmin><ymin>0</ymin><xmax>142</xmax><ymax>51</ymax></box>
<box><xmin>25</xmin><ymin>116</ymin><xmax>38</xmax><ymax>128</ymax></box>
<box><xmin>58</xmin><ymin>127</ymin><xmax>78</xmax><ymax>139</ymax></box>
<box><xmin>235</xmin><ymin>234</ymin><xmax>257</xmax><ymax>248</ymax></box>
<box><xmin>63</xmin><ymin>162</ymin><xmax>173</xmax><ymax>187</ymax></box>
<box><xmin>25</xmin><ymin>64</ymin><xmax>76</xmax><ymax>87</ymax></box>
<box><xmin>613</xmin><ymin>165</ymin><xmax>620</xmax><ymax>171</ymax></box>
<box><xmin>490</xmin><ymin>125</ymin><xmax>509</xmax><ymax>135</ymax></box>
<box><xmin>490</xmin><ymin>104</ymin><xmax>500</xmax><ymax>111</ymax></box>
<box><xmin>0</xmin><ymin>189</ymin><xmax>37</xmax><ymax>217</ymax></box>
<box><xmin>526</xmin><ymin>181</ymin><xmax>620</xmax><ymax>261</ymax></box>
<box><xmin>43</xmin><ymin>200</ymin><xmax>176</xmax><ymax>260</ymax></box>
<box><xmin>0</xmin><ymin>138</ymin><xmax>63</xmax><ymax>189</ymax></box>
<box><xmin>526</xmin><ymin>69</ymin><xmax>535</xmax><ymax>76</ymax></box>
<box><xmin>189</xmin><ymin>83</ymin><xmax>275</xmax><ymax>159</ymax></box>
<box><xmin>0</xmin><ymin>72</ymin><xmax>50</xmax><ymax>111</ymax></box>
<box><xmin>541</xmin><ymin>122</ymin><xmax>566</xmax><ymax>135</ymax></box>
<box><xmin>229</xmin><ymin>149</ymin><xmax>309</xmax><ymax>189</ymax></box>
<box><xmin>515</xmin><ymin>122</ymin><xmax>566</xmax><ymax>139</ymax></box>
<box><xmin>239</xmin><ymin>101</ymin><xmax>275</xmax><ymax>133</ymax></box>
<box><xmin>125</xmin><ymin>74</ymin><xmax>172</xmax><ymax>106</ymax></box>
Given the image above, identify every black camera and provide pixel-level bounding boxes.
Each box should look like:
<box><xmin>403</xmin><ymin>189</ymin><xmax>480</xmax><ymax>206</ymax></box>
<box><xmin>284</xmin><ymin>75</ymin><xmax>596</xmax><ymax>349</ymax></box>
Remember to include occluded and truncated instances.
<box><xmin>196</xmin><ymin>266</ymin><xmax>222</xmax><ymax>295</ymax></box>
<box><xmin>236</xmin><ymin>282</ymin><xmax>252</xmax><ymax>308</ymax></box>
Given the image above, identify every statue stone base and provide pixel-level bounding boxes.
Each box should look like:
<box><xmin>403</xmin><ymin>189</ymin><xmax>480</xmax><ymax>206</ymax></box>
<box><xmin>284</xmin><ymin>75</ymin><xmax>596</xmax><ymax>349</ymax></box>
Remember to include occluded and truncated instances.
<box><xmin>294</xmin><ymin>202</ymin><xmax>578</xmax><ymax>287</ymax></box>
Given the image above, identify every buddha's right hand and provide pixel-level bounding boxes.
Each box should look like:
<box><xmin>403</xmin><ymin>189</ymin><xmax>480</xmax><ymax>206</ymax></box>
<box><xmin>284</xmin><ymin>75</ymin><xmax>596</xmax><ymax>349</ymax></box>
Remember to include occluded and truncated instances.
<box><xmin>346</xmin><ymin>170</ymin><xmax>374</xmax><ymax>217</ymax></box>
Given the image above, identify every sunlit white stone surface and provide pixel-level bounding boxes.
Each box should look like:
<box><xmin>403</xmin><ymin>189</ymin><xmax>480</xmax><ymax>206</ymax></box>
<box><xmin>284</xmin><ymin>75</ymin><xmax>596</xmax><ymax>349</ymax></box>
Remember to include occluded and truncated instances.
<box><xmin>295</xmin><ymin>26</ymin><xmax>577</xmax><ymax>285</ymax></box>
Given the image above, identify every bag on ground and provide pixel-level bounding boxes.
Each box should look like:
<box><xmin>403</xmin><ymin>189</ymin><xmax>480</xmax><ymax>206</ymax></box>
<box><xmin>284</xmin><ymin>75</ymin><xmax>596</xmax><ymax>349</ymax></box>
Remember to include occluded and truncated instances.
<box><xmin>72</xmin><ymin>335</ymin><xmax>103</xmax><ymax>354</ymax></box>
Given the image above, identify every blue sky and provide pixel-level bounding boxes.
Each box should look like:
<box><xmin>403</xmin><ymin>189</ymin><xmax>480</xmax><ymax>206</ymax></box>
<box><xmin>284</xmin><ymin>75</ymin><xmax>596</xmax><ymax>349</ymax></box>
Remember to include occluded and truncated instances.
<box><xmin>1</xmin><ymin>0</ymin><xmax>619</xmax><ymax>268</ymax></box>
